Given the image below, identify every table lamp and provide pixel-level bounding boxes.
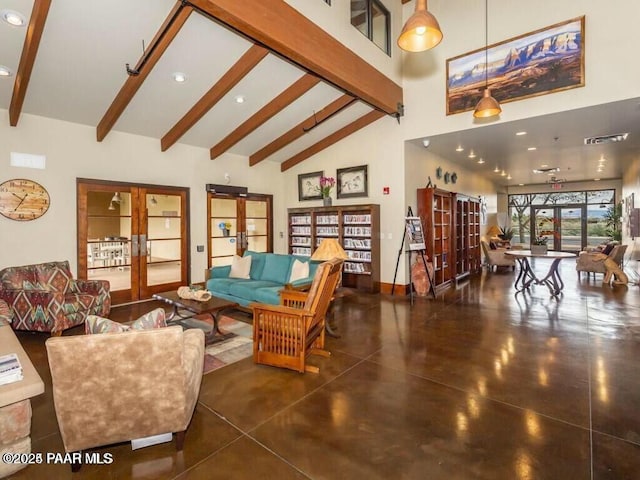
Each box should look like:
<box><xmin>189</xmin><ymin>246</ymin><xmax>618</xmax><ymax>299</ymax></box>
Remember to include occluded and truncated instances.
<box><xmin>311</xmin><ymin>238</ymin><xmax>349</xmax><ymax>286</ymax></box>
<box><xmin>486</xmin><ymin>225</ymin><xmax>501</xmax><ymax>239</ymax></box>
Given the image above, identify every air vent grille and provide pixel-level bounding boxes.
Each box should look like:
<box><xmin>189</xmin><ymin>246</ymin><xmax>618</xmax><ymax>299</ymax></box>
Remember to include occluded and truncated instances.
<box><xmin>584</xmin><ymin>133</ymin><xmax>629</xmax><ymax>145</ymax></box>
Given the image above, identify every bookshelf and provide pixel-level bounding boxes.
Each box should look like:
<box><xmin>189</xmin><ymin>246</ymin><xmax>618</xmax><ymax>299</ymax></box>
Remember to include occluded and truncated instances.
<box><xmin>454</xmin><ymin>194</ymin><xmax>481</xmax><ymax>281</ymax></box>
<box><xmin>287</xmin><ymin>204</ymin><xmax>380</xmax><ymax>292</ymax></box>
<box><xmin>417</xmin><ymin>188</ymin><xmax>453</xmax><ymax>290</ymax></box>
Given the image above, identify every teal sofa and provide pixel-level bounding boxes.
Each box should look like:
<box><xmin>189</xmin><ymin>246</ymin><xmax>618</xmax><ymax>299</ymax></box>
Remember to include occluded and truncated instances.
<box><xmin>205</xmin><ymin>251</ymin><xmax>319</xmax><ymax>308</ymax></box>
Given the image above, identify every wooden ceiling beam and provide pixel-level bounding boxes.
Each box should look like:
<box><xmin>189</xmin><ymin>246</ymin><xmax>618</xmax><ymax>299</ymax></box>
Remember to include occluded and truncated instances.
<box><xmin>9</xmin><ymin>0</ymin><xmax>52</xmax><ymax>127</ymax></box>
<box><xmin>161</xmin><ymin>44</ymin><xmax>268</xmax><ymax>151</ymax></box>
<box><xmin>210</xmin><ymin>73</ymin><xmax>320</xmax><ymax>160</ymax></box>
<box><xmin>249</xmin><ymin>94</ymin><xmax>356</xmax><ymax>166</ymax></box>
<box><xmin>280</xmin><ymin>110</ymin><xmax>385</xmax><ymax>172</ymax></box>
<box><xmin>96</xmin><ymin>2</ymin><xmax>193</xmax><ymax>142</ymax></box>
<box><xmin>189</xmin><ymin>0</ymin><xmax>402</xmax><ymax>116</ymax></box>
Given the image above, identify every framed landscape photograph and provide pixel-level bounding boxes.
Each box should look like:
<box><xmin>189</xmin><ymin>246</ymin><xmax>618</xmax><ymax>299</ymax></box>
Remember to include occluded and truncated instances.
<box><xmin>337</xmin><ymin>165</ymin><xmax>368</xmax><ymax>199</ymax></box>
<box><xmin>298</xmin><ymin>171</ymin><xmax>323</xmax><ymax>201</ymax></box>
<box><xmin>446</xmin><ymin>16</ymin><xmax>585</xmax><ymax>115</ymax></box>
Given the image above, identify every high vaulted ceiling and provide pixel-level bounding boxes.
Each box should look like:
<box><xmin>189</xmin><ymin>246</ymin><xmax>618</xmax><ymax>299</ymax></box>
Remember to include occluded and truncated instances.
<box><xmin>0</xmin><ymin>0</ymin><xmax>402</xmax><ymax>171</ymax></box>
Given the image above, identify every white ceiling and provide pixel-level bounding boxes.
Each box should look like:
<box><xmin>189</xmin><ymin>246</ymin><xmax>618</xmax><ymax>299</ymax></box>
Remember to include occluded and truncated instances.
<box><xmin>1</xmin><ymin>1</ymin><xmax>639</xmax><ymax>178</ymax></box>
<box><xmin>409</xmin><ymin>97</ymin><xmax>640</xmax><ymax>188</ymax></box>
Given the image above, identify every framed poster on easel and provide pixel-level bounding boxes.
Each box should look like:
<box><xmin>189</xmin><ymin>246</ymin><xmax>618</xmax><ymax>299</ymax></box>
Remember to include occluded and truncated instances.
<box><xmin>405</xmin><ymin>216</ymin><xmax>426</xmax><ymax>251</ymax></box>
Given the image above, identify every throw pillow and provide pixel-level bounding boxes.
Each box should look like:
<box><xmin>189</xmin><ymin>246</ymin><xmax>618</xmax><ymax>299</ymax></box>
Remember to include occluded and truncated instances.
<box><xmin>489</xmin><ymin>241</ymin><xmax>497</xmax><ymax>250</ymax></box>
<box><xmin>85</xmin><ymin>315</ymin><xmax>130</xmax><ymax>334</ymax></box>
<box><xmin>229</xmin><ymin>255</ymin><xmax>251</xmax><ymax>279</ymax></box>
<box><xmin>289</xmin><ymin>259</ymin><xmax>310</xmax><ymax>283</ymax></box>
<box><xmin>129</xmin><ymin>308</ymin><xmax>167</xmax><ymax>330</ymax></box>
<box><xmin>602</xmin><ymin>243</ymin><xmax>615</xmax><ymax>256</ymax></box>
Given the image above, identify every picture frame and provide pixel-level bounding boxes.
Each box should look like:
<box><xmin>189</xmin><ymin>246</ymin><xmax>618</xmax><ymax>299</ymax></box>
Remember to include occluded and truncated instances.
<box><xmin>446</xmin><ymin>16</ymin><xmax>585</xmax><ymax>115</ymax></box>
<box><xmin>337</xmin><ymin>165</ymin><xmax>368</xmax><ymax>199</ymax></box>
<box><xmin>298</xmin><ymin>171</ymin><xmax>323</xmax><ymax>201</ymax></box>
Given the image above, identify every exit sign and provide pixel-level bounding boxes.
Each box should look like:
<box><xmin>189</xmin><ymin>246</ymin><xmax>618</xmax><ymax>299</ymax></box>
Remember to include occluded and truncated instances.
<box><xmin>551</xmin><ymin>183</ymin><xmax>563</xmax><ymax>190</ymax></box>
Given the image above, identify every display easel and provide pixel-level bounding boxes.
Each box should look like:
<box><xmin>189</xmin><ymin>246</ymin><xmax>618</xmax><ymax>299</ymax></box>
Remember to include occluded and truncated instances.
<box><xmin>391</xmin><ymin>207</ymin><xmax>436</xmax><ymax>304</ymax></box>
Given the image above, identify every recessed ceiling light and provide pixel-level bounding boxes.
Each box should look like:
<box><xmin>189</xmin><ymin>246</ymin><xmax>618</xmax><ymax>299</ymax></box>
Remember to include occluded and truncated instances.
<box><xmin>547</xmin><ymin>172</ymin><xmax>556</xmax><ymax>176</ymax></box>
<box><xmin>455</xmin><ymin>145</ymin><xmax>464</xmax><ymax>152</ymax></box>
<box><xmin>501</xmin><ymin>170</ymin><xmax>507</xmax><ymax>176</ymax></box>
<box><xmin>468</xmin><ymin>150</ymin><xmax>476</xmax><ymax>159</ymax></box>
<box><xmin>516</xmin><ymin>131</ymin><xmax>527</xmax><ymax>136</ymax></box>
<box><xmin>527</xmin><ymin>147</ymin><xmax>537</xmax><ymax>151</ymax></box>
<box><xmin>0</xmin><ymin>65</ymin><xmax>12</xmax><ymax>77</ymax></box>
<box><xmin>172</xmin><ymin>72</ymin><xmax>187</xmax><ymax>83</ymax></box>
<box><xmin>507</xmin><ymin>174</ymin><xmax>512</xmax><ymax>180</ymax></box>
<box><xmin>477</xmin><ymin>158</ymin><xmax>485</xmax><ymax>164</ymax></box>
<box><xmin>234</xmin><ymin>95</ymin><xmax>245</xmax><ymax>104</ymax></box>
<box><xmin>1</xmin><ymin>10</ymin><xmax>26</xmax><ymax>27</ymax></box>
<box><xmin>519</xmin><ymin>183</ymin><xmax>525</xmax><ymax>186</ymax></box>
<box><xmin>541</xmin><ymin>164</ymin><xmax>549</xmax><ymax>168</ymax></box>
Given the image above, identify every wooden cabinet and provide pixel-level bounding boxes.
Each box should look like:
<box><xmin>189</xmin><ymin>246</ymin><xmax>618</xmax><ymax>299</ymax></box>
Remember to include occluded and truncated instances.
<box><xmin>417</xmin><ymin>188</ymin><xmax>453</xmax><ymax>290</ymax></box>
<box><xmin>287</xmin><ymin>204</ymin><xmax>380</xmax><ymax>292</ymax></box>
<box><xmin>454</xmin><ymin>194</ymin><xmax>481</xmax><ymax>281</ymax></box>
<box><xmin>418</xmin><ymin>188</ymin><xmax>482</xmax><ymax>290</ymax></box>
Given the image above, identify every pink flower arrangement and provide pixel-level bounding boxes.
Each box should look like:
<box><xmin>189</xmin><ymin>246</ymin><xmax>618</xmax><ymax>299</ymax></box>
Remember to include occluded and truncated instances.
<box><xmin>319</xmin><ymin>176</ymin><xmax>336</xmax><ymax>198</ymax></box>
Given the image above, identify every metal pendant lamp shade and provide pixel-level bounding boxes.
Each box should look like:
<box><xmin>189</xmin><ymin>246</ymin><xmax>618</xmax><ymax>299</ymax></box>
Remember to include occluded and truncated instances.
<box><xmin>473</xmin><ymin>0</ymin><xmax>501</xmax><ymax>118</ymax></box>
<box><xmin>397</xmin><ymin>0</ymin><xmax>443</xmax><ymax>52</ymax></box>
<box><xmin>474</xmin><ymin>88</ymin><xmax>502</xmax><ymax>118</ymax></box>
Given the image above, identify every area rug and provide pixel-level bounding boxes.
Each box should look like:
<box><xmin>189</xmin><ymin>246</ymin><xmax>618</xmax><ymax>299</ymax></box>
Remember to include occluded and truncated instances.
<box><xmin>183</xmin><ymin>315</ymin><xmax>253</xmax><ymax>375</ymax></box>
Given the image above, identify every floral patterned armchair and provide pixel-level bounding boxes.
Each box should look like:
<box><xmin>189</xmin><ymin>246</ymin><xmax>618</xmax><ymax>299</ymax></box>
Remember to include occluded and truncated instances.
<box><xmin>0</xmin><ymin>261</ymin><xmax>110</xmax><ymax>335</ymax></box>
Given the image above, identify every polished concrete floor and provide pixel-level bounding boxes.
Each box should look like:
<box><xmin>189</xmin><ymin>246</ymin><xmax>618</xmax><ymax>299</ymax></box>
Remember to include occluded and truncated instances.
<box><xmin>9</xmin><ymin>261</ymin><xmax>640</xmax><ymax>479</ymax></box>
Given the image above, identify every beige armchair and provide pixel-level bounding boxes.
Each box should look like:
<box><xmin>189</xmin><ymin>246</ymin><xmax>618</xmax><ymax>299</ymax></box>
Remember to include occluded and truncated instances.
<box><xmin>481</xmin><ymin>241</ymin><xmax>516</xmax><ymax>271</ymax></box>
<box><xmin>576</xmin><ymin>244</ymin><xmax>627</xmax><ymax>278</ymax></box>
<box><xmin>45</xmin><ymin>326</ymin><xmax>204</xmax><ymax>471</ymax></box>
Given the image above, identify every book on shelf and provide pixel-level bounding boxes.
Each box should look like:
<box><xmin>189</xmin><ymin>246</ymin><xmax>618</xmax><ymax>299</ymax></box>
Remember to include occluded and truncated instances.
<box><xmin>0</xmin><ymin>353</ymin><xmax>23</xmax><ymax>385</ymax></box>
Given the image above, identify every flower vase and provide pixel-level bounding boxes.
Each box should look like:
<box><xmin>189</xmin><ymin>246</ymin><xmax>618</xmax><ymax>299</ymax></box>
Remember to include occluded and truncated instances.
<box><xmin>531</xmin><ymin>244</ymin><xmax>547</xmax><ymax>255</ymax></box>
<box><xmin>323</xmin><ymin>196</ymin><xmax>332</xmax><ymax>207</ymax></box>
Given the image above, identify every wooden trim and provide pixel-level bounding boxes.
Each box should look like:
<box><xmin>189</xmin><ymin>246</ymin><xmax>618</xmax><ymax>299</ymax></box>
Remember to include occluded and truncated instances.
<box><xmin>161</xmin><ymin>44</ymin><xmax>268</xmax><ymax>151</ymax></box>
<box><xmin>96</xmin><ymin>2</ymin><xmax>193</xmax><ymax>141</ymax></box>
<box><xmin>210</xmin><ymin>73</ymin><xmax>320</xmax><ymax>159</ymax></box>
<box><xmin>280</xmin><ymin>110</ymin><xmax>384</xmax><ymax>172</ymax></box>
<box><xmin>9</xmin><ymin>0</ymin><xmax>52</xmax><ymax>127</ymax></box>
<box><xmin>189</xmin><ymin>0</ymin><xmax>402</xmax><ymax>116</ymax></box>
<box><xmin>380</xmin><ymin>282</ymin><xmax>409</xmax><ymax>295</ymax></box>
<box><xmin>249</xmin><ymin>94</ymin><xmax>355</xmax><ymax>166</ymax></box>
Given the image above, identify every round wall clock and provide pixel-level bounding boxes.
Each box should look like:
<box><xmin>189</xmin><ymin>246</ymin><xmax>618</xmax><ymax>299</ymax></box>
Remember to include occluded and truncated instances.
<box><xmin>0</xmin><ymin>179</ymin><xmax>50</xmax><ymax>221</ymax></box>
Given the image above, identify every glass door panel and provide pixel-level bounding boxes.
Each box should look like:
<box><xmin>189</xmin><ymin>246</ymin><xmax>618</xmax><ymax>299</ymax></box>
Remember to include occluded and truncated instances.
<box><xmin>210</xmin><ymin>197</ymin><xmax>239</xmax><ymax>266</ymax></box>
<box><xmin>587</xmin><ymin>204</ymin><xmax>610</xmax><ymax>246</ymax></box>
<box><xmin>560</xmin><ymin>207</ymin><xmax>582</xmax><ymax>252</ymax></box>
<box><xmin>534</xmin><ymin>207</ymin><xmax>556</xmax><ymax>250</ymax></box>
<box><xmin>246</xmin><ymin>200</ymin><xmax>269</xmax><ymax>254</ymax></box>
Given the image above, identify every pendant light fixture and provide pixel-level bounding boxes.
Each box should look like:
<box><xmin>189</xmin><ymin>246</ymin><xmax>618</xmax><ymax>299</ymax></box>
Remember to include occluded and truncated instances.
<box><xmin>397</xmin><ymin>0</ymin><xmax>443</xmax><ymax>53</ymax></box>
<box><xmin>111</xmin><ymin>192</ymin><xmax>122</xmax><ymax>204</ymax></box>
<box><xmin>473</xmin><ymin>0</ymin><xmax>502</xmax><ymax>118</ymax></box>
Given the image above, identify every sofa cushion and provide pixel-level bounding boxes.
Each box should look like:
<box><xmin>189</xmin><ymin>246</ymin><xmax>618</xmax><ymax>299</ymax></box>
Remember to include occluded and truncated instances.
<box><xmin>259</xmin><ymin>254</ymin><xmax>293</xmax><ymax>284</ymax></box>
<box><xmin>244</xmin><ymin>251</ymin><xmax>266</xmax><ymax>280</ymax></box>
<box><xmin>206</xmin><ymin>278</ymin><xmax>239</xmax><ymax>295</ymax></box>
<box><xmin>229</xmin><ymin>255</ymin><xmax>251</xmax><ymax>279</ymax></box>
<box><xmin>129</xmin><ymin>308</ymin><xmax>167</xmax><ymax>331</ymax></box>
<box><xmin>229</xmin><ymin>280</ymin><xmax>280</xmax><ymax>301</ymax></box>
<box><xmin>252</xmin><ymin>286</ymin><xmax>283</xmax><ymax>305</ymax></box>
<box><xmin>289</xmin><ymin>259</ymin><xmax>309</xmax><ymax>283</ymax></box>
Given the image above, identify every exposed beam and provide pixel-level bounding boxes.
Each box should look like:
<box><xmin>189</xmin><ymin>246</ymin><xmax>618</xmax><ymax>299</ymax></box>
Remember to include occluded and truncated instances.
<box><xmin>280</xmin><ymin>110</ymin><xmax>385</xmax><ymax>172</ymax></box>
<box><xmin>96</xmin><ymin>2</ymin><xmax>193</xmax><ymax>142</ymax></box>
<box><xmin>161</xmin><ymin>44</ymin><xmax>268</xmax><ymax>151</ymax></box>
<box><xmin>210</xmin><ymin>74</ymin><xmax>320</xmax><ymax>160</ymax></box>
<box><xmin>249</xmin><ymin>95</ymin><xmax>356</xmax><ymax>166</ymax></box>
<box><xmin>189</xmin><ymin>0</ymin><xmax>402</xmax><ymax>116</ymax></box>
<box><xmin>9</xmin><ymin>0</ymin><xmax>52</xmax><ymax>127</ymax></box>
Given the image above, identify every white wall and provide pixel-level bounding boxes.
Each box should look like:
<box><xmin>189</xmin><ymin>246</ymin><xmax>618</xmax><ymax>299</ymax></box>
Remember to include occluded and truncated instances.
<box><xmin>400</xmin><ymin>0</ymin><xmax>640</xmax><ymax>141</ymax></box>
<box><xmin>0</xmin><ymin>110</ymin><xmax>287</xmax><ymax>281</ymax></box>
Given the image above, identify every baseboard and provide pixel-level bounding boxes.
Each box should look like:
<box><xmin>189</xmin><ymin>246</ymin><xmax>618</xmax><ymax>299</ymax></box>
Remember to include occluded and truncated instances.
<box><xmin>379</xmin><ymin>282</ymin><xmax>409</xmax><ymax>295</ymax></box>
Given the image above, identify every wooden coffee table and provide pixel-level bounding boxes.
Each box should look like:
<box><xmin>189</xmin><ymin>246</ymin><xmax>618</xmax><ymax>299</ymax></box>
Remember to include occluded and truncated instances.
<box><xmin>152</xmin><ymin>290</ymin><xmax>239</xmax><ymax>344</ymax></box>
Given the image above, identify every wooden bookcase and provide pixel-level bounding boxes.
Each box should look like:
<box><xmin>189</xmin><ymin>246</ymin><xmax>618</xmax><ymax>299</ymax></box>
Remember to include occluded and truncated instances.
<box><xmin>453</xmin><ymin>194</ymin><xmax>481</xmax><ymax>281</ymax></box>
<box><xmin>287</xmin><ymin>204</ymin><xmax>380</xmax><ymax>292</ymax></box>
<box><xmin>417</xmin><ymin>188</ymin><xmax>453</xmax><ymax>290</ymax></box>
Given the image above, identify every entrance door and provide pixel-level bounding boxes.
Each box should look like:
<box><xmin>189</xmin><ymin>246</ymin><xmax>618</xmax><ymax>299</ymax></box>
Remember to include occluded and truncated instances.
<box><xmin>533</xmin><ymin>206</ymin><xmax>585</xmax><ymax>252</ymax></box>
<box><xmin>207</xmin><ymin>193</ymin><xmax>272</xmax><ymax>267</ymax></box>
<box><xmin>77</xmin><ymin>180</ymin><xmax>189</xmax><ymax>305</ymax></box>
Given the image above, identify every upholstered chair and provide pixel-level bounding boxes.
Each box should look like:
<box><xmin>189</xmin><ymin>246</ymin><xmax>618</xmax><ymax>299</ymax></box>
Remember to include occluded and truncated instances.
<box><xmin>0</xmin><ymin>261</ymin><xmax>110</xmax><ymax>335</ymax></box>
<box><xmin>576</xmin><ymin>244</ymin><xmax>627</xmax><ymax>278</ymax></box>
<box><xmin>481</xmin><ymin>241</ymin><xmax>516</xmax><ymax>271</ymax></box>
<box><xmin>45</xmin><ymin>326</ymin><xmax>204</xmax><ymax>471</ymax></box>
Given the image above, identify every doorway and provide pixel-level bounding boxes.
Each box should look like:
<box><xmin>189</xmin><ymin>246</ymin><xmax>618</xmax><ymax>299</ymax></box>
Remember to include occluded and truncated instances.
<box><xmin>77</xmin><ymin>179</ymin><xmax>189</xmax><ymax>305</ymax></box>
<box><xmin>533</xmin><ymin>205</ymin><xmax>585</xmax><ymax>252</ymax></box>
<box><xmin>207</xmin><ymin>192</ymin><xmax>272</xmax><ymax>267</ymax></box>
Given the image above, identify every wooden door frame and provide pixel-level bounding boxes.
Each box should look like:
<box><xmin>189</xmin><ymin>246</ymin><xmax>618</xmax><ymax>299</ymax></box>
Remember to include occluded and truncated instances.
<box><xmin>206</xmin><ymin>192</ymin><xmax>273</xmax><ymax>268</ymax></box>
<box><xmin>76</xmin><ymin>178</ymin><xmax>190</xmax><ymax>304</ymax></box>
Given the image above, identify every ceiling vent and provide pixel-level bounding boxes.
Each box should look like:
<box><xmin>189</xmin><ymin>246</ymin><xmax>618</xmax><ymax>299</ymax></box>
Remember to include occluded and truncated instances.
<box><xmin>532</xmin><ymin>167</ymin><xmax>560</xmax><ymax>174</ymax></box>
<box><xmin>584</xmin><ymin>132</ymin><xmax>629</xmax><ymax>145</ymax></box>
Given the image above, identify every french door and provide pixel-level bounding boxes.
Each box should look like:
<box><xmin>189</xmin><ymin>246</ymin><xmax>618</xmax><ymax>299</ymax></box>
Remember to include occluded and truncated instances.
<box><xmin>77</xmin><ymin>179</ymin><xmax>189</xmax><ymax>305</ymax></box>
<box><xmin>207</xmin><ymin>193</ymin><xmax>272</xmax><ymax>267</ymax></box>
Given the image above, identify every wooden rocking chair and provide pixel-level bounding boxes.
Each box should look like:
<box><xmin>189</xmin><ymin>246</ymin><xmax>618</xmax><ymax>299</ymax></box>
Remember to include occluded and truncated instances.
<box><xmin>251</xmin><ymin>258</ymin><xmax>342</xmax><ymax>373</ymax></box>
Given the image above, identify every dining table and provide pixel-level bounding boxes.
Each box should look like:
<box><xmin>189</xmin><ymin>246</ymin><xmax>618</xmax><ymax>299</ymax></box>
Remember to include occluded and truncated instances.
<box><xmin>504</xmin><ymin>250</ymin><xmax>577</xmax><ymax>297</ymax></box>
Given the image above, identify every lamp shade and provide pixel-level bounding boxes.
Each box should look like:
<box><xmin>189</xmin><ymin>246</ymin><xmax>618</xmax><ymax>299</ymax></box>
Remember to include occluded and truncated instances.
<box><xmin>473</xmin><ymin>88</ymin><xmax>502</xmax><ymax>118</ymax></box>
<box><xmin>486</xmin><ymin>225</ymin><xmax>501</xmax><ymax>237</ymax></box>
<box><xmin>397</xmin><ymin>0</ymin><xmax>443</xmax><ymax>52</ymax></box>
<box><xmin>311</xmin><ymin>238</ymin><xmax>348</xmax><ymax>261</ymax></box>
